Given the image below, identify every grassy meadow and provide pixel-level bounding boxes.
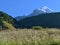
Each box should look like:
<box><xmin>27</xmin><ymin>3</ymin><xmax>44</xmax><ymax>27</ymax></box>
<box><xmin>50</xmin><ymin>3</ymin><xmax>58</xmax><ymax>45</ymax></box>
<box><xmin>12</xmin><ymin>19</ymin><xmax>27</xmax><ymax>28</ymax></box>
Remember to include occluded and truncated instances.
<box><xmin>0</xmin><ymin>28</ymin><xmax>60</xmax><ymax>45</ymax></box>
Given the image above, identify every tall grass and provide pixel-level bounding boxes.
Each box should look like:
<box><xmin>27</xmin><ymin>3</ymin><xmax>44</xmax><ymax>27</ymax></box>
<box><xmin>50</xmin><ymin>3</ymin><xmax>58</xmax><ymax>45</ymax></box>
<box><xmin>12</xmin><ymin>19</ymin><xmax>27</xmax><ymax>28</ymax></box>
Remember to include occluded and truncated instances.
<box><xmin>0</xmin><ymin>28</ymin><xmax>60</xmax><ymax>45</ymax></box>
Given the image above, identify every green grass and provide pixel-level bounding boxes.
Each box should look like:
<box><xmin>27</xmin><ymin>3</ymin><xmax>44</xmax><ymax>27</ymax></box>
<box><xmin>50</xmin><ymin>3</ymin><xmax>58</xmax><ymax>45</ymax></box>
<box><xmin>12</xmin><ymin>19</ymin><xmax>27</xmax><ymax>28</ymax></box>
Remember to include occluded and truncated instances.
<box><xmin>0</xmin><ymin>28</ymin><xmax>60</xmax><ymax>45</ymax></box>
<box><xmin>2</xmin><ymin>21</ymin><xmax>15</xmax><ymax>30</ymax></box>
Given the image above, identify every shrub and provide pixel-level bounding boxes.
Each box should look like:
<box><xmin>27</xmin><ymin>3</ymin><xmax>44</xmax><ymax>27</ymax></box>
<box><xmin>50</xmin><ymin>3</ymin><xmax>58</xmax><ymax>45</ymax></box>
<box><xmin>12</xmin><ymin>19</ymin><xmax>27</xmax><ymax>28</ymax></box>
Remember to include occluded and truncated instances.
<box><xmin>0</xmin><ymin>26</ymin><xmax>2</xmax><ymax>30</ymax></box>
<box><xmin>32</xmin><ymin>26</ymin><xmax>43</xmax><ymax>30</ymax></box>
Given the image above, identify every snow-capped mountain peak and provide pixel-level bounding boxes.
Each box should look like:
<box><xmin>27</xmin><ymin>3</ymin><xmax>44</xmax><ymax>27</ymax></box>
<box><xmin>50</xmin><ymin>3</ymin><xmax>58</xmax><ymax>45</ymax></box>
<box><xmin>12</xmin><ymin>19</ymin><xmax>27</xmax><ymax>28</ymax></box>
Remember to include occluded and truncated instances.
<box><xmin>28</xmin><ymin>6</ymin><xmax>54</xmax><ymax>17</ymax></box>
<box><xmin>41</xmin><ymin>6</ymin><xmax>54</xmax><ymax>13</ymax></box>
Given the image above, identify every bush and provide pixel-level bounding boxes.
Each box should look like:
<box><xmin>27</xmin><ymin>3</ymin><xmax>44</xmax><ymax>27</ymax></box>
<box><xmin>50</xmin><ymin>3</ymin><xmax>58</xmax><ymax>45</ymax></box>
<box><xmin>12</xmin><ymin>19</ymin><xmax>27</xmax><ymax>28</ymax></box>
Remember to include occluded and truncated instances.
<box><xmin>32</xmin><ymin>26</ymin><xmax>43</xmax><ymax>30</ymax></box>
<box><xmin>0</xmin><ymin>26</ymin><xmax>2</xmax><ymax>30</ymax></box>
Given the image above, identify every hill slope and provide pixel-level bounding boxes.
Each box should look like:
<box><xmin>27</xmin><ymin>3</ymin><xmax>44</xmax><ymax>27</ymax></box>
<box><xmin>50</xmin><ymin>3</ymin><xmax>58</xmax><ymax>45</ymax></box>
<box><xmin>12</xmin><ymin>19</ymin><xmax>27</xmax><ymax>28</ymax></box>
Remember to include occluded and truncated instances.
<box><xmin>19</xmin><ymin>12</ymin><xmax>60</xmax><ymax>28</ymax></box>
<box><xmin>0</xmin><ymin>11</ymin><xmax>16</xmax><ymax>30</ymax></box>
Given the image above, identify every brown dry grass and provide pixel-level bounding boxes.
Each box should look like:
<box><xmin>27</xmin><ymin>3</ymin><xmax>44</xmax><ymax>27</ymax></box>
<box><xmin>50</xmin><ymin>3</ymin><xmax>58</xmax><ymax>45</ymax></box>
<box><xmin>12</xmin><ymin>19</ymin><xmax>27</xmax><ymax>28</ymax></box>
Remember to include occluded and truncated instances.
<box><xmin>0</xmin><ymin>28</ymin><xmax>60</xmax><ymax>45</ymax></box>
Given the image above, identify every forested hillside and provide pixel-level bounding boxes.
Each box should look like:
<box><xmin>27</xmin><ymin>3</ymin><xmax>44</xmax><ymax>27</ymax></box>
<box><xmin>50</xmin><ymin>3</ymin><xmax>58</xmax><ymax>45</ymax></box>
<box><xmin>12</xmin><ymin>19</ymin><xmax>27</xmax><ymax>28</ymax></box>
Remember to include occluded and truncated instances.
<box><xmin>0</xmin><ymin>11</ymin><xmax>16</xmax><ymax>30</ymax></box>
<box><xmin>19</xmin><ymin>12</ymin><xmax>60</xmax><ymax>28</ymax></box>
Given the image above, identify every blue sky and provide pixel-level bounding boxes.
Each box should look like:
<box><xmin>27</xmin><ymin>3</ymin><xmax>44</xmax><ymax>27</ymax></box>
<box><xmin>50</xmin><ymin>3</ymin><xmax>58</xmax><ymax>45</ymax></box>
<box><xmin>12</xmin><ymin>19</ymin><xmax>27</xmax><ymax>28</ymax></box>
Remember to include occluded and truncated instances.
<box><xmin>0</xmin><ymin>0</ymin><xmax>60</xmax><ymax>17</ymax></box>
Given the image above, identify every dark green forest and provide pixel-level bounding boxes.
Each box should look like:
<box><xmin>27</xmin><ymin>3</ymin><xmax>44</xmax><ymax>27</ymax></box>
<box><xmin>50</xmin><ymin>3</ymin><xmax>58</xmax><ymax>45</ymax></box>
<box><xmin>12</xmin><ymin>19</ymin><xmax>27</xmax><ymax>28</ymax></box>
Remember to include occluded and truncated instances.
<box><xmin>19</xmin><ymin>12</ymin><xmax>60</xmax><ymax>28</ymax></box>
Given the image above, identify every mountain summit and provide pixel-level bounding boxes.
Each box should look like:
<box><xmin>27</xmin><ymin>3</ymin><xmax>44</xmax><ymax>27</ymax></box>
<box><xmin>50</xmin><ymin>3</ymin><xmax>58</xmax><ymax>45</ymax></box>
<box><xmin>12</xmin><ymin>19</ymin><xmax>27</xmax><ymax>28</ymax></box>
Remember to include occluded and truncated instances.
<box><xmin>28</xmin><ymin>6</ymin><xmax>54</xmax><ymax>16</ymax></box>
<box><xmin>40</xmin><ymin>6</ymin><xmax>54</xmax><ymax>13</ymax></box>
